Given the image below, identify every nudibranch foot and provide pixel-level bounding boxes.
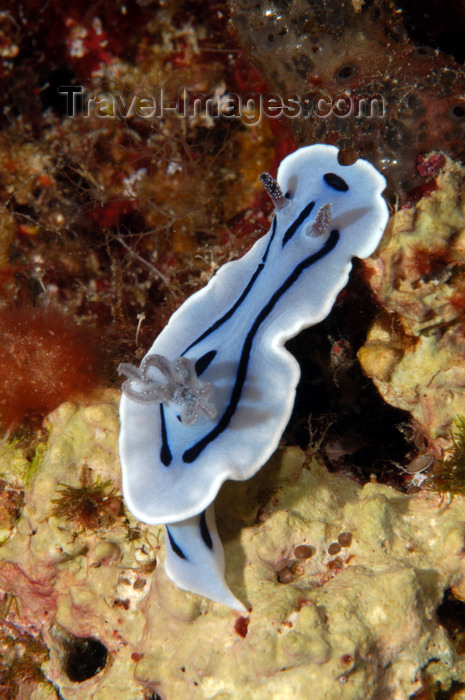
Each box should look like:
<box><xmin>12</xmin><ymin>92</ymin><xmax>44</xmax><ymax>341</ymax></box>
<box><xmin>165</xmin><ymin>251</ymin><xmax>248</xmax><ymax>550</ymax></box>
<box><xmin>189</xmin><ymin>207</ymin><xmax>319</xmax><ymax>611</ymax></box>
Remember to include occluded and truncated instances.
<box><xmin>164</xmin><ymin>503</ymin><xmax>247</xmax><ymax>612</ymax></box>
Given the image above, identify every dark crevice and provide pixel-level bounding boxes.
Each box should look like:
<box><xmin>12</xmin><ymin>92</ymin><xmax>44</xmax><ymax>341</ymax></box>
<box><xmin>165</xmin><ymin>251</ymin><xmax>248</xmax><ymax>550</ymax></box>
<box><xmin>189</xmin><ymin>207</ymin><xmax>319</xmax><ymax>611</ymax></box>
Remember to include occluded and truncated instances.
<box><xmin>397</xmin><ymin>0</ymin><xmax>465</xmax><ymax>64</ymax></box>
<box><xmin>63</xmin><ymin>635</ymin><xmax>108</xmax><ymax>683</ymax></box>
<box><xmin>437</xmin><ymin>589</ymin><xmax>465</xmax><ymax>654</ymax></box>
<box><xmin>284</xmin><ymin>264</ymin><xmax>411</xmax><ymax>487</ymax></box>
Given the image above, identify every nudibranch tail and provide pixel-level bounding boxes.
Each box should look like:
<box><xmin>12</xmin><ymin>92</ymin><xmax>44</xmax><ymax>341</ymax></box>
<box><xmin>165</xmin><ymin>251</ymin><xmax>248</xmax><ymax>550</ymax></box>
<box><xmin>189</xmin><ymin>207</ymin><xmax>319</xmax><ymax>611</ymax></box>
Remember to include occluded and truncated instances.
<box><xmin>164</xmin><ymin>503</ymin><xmax>247</xmax><ymax>612</ymax></box>
<box><xmin>118</xmin><ymin>143</ymin><xmax>389</xmax><ymax>610</ymax></box>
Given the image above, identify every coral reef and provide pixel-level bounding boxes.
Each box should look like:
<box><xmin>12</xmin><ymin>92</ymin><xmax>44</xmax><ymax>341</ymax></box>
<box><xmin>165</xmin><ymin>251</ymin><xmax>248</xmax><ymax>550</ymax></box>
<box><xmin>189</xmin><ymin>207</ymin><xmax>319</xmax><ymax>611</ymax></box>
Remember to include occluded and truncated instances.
<box><xmin>1</xmin><ymin>0</ymin><xmax>465</xmax><ymax>696</ymax></box>
<box><xmin>0</xmin><ymin>0</ymin><xmax>278</xmax><ymax>395</ymax></box>
<box><xmin>359</xmin><ymin>155</ymin><xmax>465</xmax><ymax>458</ymax></box>
<box><xmin>1</xmin><ymin>397</ymin><xmax>465</xmax><ymax>698</ymax></box>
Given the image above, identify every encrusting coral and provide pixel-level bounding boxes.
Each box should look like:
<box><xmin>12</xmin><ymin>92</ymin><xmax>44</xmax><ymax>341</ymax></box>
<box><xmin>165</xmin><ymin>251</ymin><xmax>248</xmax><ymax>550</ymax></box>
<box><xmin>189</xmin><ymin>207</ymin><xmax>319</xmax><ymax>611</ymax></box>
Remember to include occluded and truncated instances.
<box><xmin>359</xmin><ymin>155</ymin><xmax>465</xmax><ymax>461</ymax></box>
<box><xmin>0</xmin><ymin>395</ymin><xmax>465</xmax><ymax>698</ymax></box>
<box><xmin>229</xmin><ymin>0</ymin><xmax>465</xmax><ymax>198</ymax></box>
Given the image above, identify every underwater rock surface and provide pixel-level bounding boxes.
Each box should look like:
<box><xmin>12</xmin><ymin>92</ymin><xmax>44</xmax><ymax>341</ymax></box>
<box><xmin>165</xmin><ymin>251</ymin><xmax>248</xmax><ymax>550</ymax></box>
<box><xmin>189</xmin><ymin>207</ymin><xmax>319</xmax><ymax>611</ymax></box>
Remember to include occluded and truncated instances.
<box><xmin>230</xmin><ymin>0</ymin><xmax>465</xmax><ymax>197</ymax></box>
<box><xmin>360</xmin><ymin>155</ymin><xmax>465</xmax><ymax>453</ymax></box>
<box><xmin>1</xmin><ymin>396</ymin><xmax>465</xmax><ymax>698</ymax></box>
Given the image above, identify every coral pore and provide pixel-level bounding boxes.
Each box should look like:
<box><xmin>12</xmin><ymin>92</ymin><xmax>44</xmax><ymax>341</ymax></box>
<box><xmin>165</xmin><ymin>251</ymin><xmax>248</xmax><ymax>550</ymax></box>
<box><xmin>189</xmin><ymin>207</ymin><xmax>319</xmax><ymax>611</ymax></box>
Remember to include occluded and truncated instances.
<box><xmin>0</xmin><ymin>302</ymin><xmax>102</xmax><ymax>430</ymax></box>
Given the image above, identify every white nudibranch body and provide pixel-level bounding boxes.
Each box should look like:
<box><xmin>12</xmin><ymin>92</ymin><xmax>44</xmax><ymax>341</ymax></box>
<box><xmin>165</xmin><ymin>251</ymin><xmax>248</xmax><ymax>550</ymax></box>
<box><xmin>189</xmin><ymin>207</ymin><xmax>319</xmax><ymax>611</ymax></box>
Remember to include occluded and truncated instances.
<box><xmin>118</xmin><ymin>144</ymin><xmax>389</xmax><ymax>612</ymax></box>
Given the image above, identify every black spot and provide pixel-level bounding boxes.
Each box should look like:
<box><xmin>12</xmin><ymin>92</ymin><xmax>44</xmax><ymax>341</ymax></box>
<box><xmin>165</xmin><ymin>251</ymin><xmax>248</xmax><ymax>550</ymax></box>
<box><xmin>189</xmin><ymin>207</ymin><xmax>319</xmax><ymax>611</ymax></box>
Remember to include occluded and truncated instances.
<box><xmin>199</xmin><ymin>510</ymin><xmax>213</xmax><ymax>549</ymax></box>
<box><xmin>63</xmin><ymin>636</ymin><xmax>108</xmax><ymax>682</ymax></box>
<box><xmin>323</xmin><ymin>173</ymin><xmax>349</xmax><ymax>192</ymax></box>
<box><xmin>160</xmin><ymin>444</ymin><xmax>172</xmax><ymax>464</ymax></box>
<box><xmin>195</xmin><ymin>350</ymin><xmax>217</xmax><ymax>376</ymax></box>
<box><xmin>337</xmin><ymin>65</ymin><xmax>356</xmax><ymax>81</ymax></box>
<box><xmin>166</xmin><ymin>527</ymin><xmax>187</xmax><ymax>559</ymax></box>
<box><xmin>273</xmin><ymin>0</ymin><xmax>292</xmax><ymax>10</ymax></box>
<box><xmin>450</xmin><ymin>104</ymin><xmax>465</xmax><ymax>121</ymax></box>
<box><xmin>414</xmin><ymin>45</ymin><xmax>434</xmax><ymax>58</ymax></box>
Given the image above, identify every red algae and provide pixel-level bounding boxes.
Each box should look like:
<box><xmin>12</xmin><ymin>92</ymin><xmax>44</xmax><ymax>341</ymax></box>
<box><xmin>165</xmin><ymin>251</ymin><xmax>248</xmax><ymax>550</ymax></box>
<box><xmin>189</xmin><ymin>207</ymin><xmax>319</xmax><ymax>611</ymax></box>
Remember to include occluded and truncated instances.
<box><xmin>0</xmin><ymin>303</ymin><xmax>103</xmax><ymax>430</ymax></box>
<box><xmin>405</xmin><ymin>244</ymin><xmax>454</xmax><ymax>282</ymax></box>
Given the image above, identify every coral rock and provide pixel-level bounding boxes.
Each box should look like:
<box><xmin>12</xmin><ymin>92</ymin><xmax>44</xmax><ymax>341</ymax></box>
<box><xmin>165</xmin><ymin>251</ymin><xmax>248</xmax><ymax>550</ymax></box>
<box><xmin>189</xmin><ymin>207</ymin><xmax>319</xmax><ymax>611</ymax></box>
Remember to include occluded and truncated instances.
<box><xmin>230</xmin><ymin>0</ymin><xmax>465</xmax><ymax>197</ymax></box>
<box><xmin>1</xmin><ymin>397</ymin><xmax>465</xmax><ymax>697</ymax></box>
<box><xmin>359</xmin><ymin>155</ymin><xmax>465</xmax><ymax>450</ymax></box>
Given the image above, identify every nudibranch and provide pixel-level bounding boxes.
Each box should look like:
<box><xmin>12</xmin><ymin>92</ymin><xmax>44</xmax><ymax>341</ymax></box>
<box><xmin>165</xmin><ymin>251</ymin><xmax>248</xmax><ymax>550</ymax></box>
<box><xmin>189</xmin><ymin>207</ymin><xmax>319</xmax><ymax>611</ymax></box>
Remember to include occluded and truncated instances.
<box><xmin>118</xmin><ymin>144</ymin><xmax>389</xmax><ymax>611</ymax></box>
